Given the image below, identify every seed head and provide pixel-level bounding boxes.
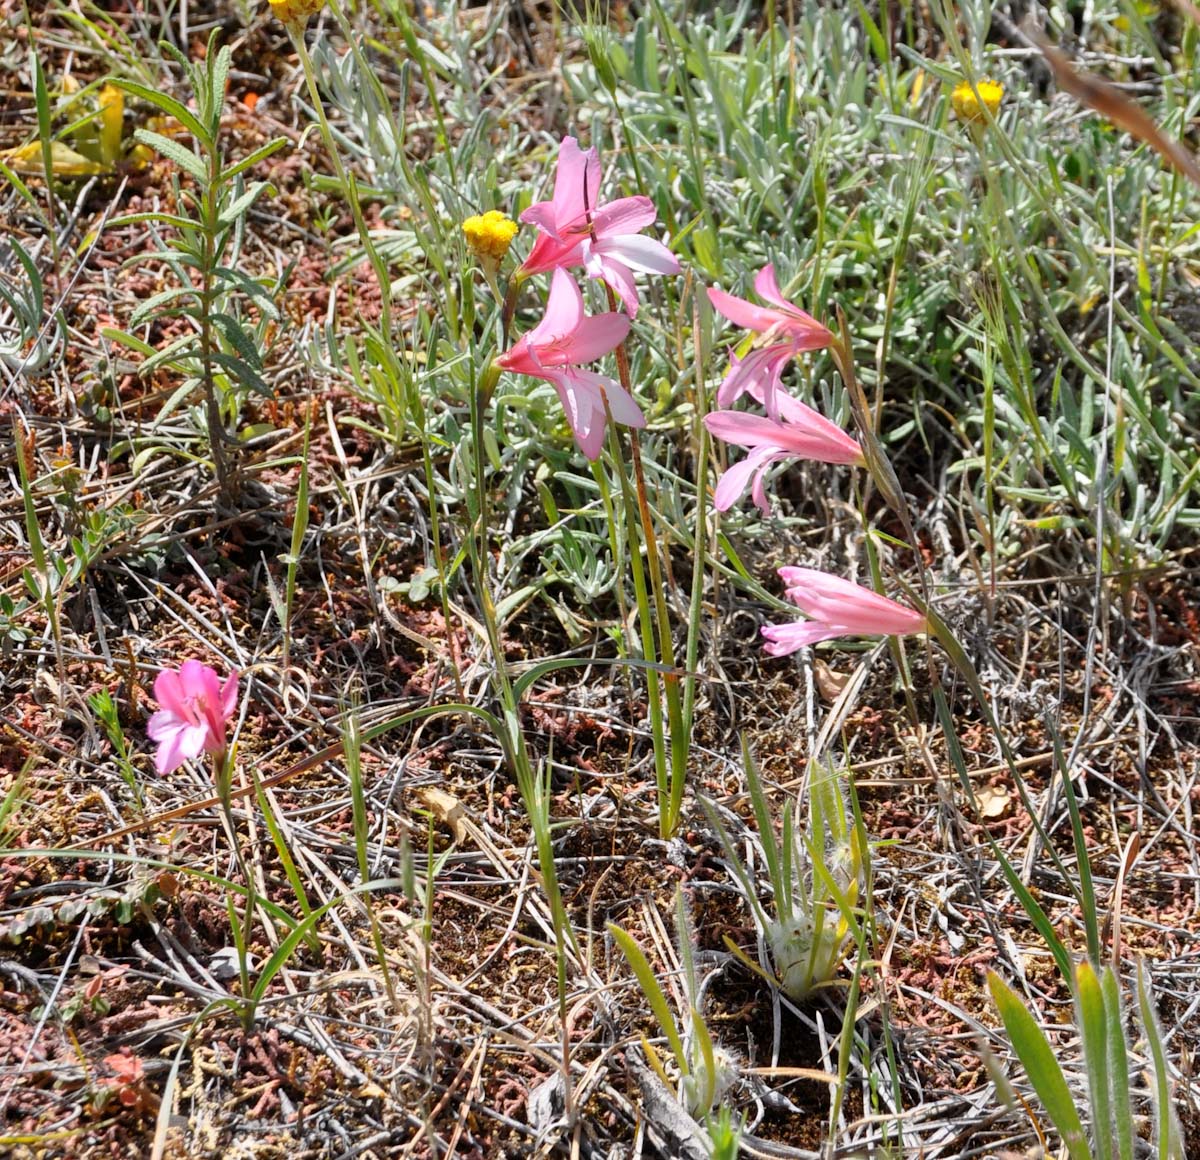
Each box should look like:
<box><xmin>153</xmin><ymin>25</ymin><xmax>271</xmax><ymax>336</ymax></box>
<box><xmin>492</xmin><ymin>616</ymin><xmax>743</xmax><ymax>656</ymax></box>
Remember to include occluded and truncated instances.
<box><xmin>268</xmin><ymin>0</ymin><xmax>327</xmax><ymax>27</ymax></box>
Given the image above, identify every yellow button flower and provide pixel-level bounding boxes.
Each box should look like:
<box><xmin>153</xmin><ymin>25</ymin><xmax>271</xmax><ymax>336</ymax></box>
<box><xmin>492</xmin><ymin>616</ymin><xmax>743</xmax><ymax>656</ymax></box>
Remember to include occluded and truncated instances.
<box><xmin>952</xmin><ymin>78</ymin><xmax>1003</xmax><ymax>126</ymax></box>
<box><xmin>268</xmin><ymin>0</ymin><xmax>327</xmax><ymax>26</ymax></box>
<box><xmin>462</xmin><ymin>210</ymin><xmax>519</xmax><ymax>268</ymax></box>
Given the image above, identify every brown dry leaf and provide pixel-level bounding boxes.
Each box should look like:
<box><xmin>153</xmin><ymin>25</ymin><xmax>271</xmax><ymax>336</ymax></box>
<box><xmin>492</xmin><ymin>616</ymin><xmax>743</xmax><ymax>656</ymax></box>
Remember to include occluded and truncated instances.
<box><xmin>814</xmin><ymin>659</ymin><xmax>851</xmax><ymax>701</ymax></box>
<box><xmin>1169</xmin><ymin>0</ymin><xmax>1200</xmax><ymax>26</ymax></box>
<box><xmin>417</xmin><ymin>786</ymin><xmax>469</xmax><ymax>843</ymax></box>
<box><xmin>977</xmin><ymin>784</ymin><xmax>1011</xmax><ymax>819</ymax></box>
<box><xmin>1039</xmin><ymin>39</ymin><xmax>1200</xmax><ymax>192</ymax></box>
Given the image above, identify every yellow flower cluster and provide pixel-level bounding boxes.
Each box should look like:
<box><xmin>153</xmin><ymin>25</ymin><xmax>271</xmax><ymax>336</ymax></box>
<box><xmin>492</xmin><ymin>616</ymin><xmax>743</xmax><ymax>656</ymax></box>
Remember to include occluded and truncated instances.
<box><xmin>268</xmin><ymin>0</ymin><xmax>327</xmax><ymax>26</ymax></box>
<box><xmin>462</xmin><ymin>210</ymin><xmax>519</xmax><ymax>267</ymax></box>
<box><xmin>951</xmin><ymin>78</ymin><xmax>1003</xmax><ymax>126</ymax></box>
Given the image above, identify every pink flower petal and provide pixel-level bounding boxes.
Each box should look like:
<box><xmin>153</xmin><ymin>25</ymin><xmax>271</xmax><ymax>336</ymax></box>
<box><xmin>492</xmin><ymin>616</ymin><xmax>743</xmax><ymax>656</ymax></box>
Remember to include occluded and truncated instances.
<box><xmin>704</xmin><ymin>410</ymin><xmax>783</xmax><ymax>448</ymax></box>
<box><xmin>495</xmin><ymin>334</ymin><xmax>542</xmax><ymax>378</ymax></box>
<box><xmin>518</xmin><ymin>232</ymin><xmax>582</xmax><ymax>276</ymax></box>
<box><xmin>749</xmin><ymin>454</ymin><xmax>777</xmax><ymax>515</ymax></box>
<box><xmin>554</xmin><ymin>312</ymin><xmax>632</xmax><ymax>366</ymax></box>
<box><xmin>781</xmin><ymin>315</ymin><xmax>835</xmax><ymax>351</ymax></box>
<box><xmin>746</xmin><ymin>381</ymin><xmax>827</xmax><ymax>424</ymax></box>
<box><xmin>760</xmin><ymin>621</ymin><xmax>848</xmax><ymax>656</ymax></box>
<box><xmin>704</xmin><ymin>408</ymin><xmax>863</xmax><ymax>465</ymax></box>
<box><xmin>712</xmin><ymin>448</ymin><xmax>773</xmax><ymax>511</ymax></box>
<box><xmin>146</xmin><ymin>708</ymin><xmax>180</xmax><ymax>743</ymax></box>
<box><xmin>707</xmin><ymin>286</ymin><xmax>784</xmax><ymax>333</ymax></box>
<box><xmin>151</xmin><ymin>720</ymin><xmax>207</xmax><ymax>774</ymax></box>
<box><xmin>714</xmin><ymin>346</ymin><xmax>793</xmax><ymax>414</ymax></box>
<box><xmin>570</xmin><ymin>368</ymin><xmax>645</xmax><ymax>427</ymax></box>
<box><xmin>152</xmin><ymin>668</ymin><xmax>190</xmax><ymax>722</ymax></box>
<box><xmin>552</xmin><ymin>137</ymin><xmax>600</xmax><ymax>226</ymax></box>
<box><xmin>519</xmin><ymin>200</ymin><xmax>564</xmax><ymax>240</ymax></box>
<box><xmin>753</xmin><ymin>264</ymin><xmax>793</xmax><ymax>312</ymax></box>
<box><xmin>594</xmin><ymin>233</ymin><xmax>680</xmax><ymax>275</ymax></box>
<box><xmin>777</xmin><ymin>567</ymin><xmax>926</xmax><ymax>635</ymax></box>
<box><xmin>186</xmin><ymin>660</ymin><xmax>222</xmax><ymax>711</ymax></box>
<box><xmin>519</xmin><ymin>137</ymin><xmax>600</xmax><ymax>243</ymax></box>
<box><xmin>589</xmin><ymin>195</ymin><xmax>659</xmax><ymax>237</ymax></box>
<box><xmin>550</xmin><ymin>372</ymin><xmax>605</xmax><ymax>459</ymax></box>
<box><xmin>590</xmin><ymin>254</ymin><xmax>640</xmax><ymax>316</ymax></box>
<box><xmin>220</xmin><ymin>671</ymin><xmax>239</xmax><ymax>719</ymax></box>
<box><xmin>152</xmin><ymin>722</ymin><xmax>190</xmax><ymax>775</ymax></box>
<box><xmin>529</xmin><ymin>268</ymin><xmax>585</xmax><ymax>344</ymax></box>
<box><xmin>176</xmin><ymin>722</ymin><xmax>210</xmax><ymax>763</ymax></box>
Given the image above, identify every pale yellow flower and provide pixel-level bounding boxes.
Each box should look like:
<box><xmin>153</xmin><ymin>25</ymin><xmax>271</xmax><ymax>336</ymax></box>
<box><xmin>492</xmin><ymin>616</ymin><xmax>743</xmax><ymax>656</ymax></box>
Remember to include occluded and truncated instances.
<box><xmin>952</xmin><ymin>78</ymin><xmax>1004</xmax><ymax>126</ymax></box>
<box><xmin>98</xmin><ymin>84</ymin><xmax>124</xmax><ymax>164</ymax></box>
<box><xmin>462</xmin><ymin>210</ymin><xmax>518</xmax><ymax>270</ymax></box>
<box><xmin>268</xmin><ymin>0</ymin><xmax>327</xmax><ymax>27</ymax></box>
<box><xmin>0</xmin><ymin>141</ymin><xmax>107</xmax><ymax>178</ymax></box>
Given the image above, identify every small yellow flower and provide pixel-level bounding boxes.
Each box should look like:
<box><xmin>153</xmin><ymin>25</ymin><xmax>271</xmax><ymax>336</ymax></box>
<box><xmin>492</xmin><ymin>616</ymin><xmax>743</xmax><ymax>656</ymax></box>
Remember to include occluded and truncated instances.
<box><xmin>462</xmin><ymin>210</ymin><xmax>518</xmax><ymax>269</ymax></box>
<box><xmin>951</xmin><ymin>78</ymin><xmax>1004</xmax><ymax>126</ymax></box>
<box><xmin>268</xmin><ymin>0</ymin><xmax>327</xmax><ymax>27</ymax></box>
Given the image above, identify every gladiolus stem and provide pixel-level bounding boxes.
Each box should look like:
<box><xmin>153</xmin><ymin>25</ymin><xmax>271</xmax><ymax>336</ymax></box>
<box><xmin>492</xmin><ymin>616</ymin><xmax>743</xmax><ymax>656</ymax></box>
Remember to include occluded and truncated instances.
<box><xmin>683</xmin><ymin>294</ymin><xmax>712</xmax><ymax>741</ymax></box>
<box><xmin>605</xmin><ymin>418</ymin><xmax>669</xmax><ymax>823</ymax></box>
<box><xmin>214</xmin><ymin>749</ymin><xmax>257</xmax><ymax>1031</ymax></box>
<box><xmin>604</xmin><ymin>287</ymin><xmax>688</xmax><ymax>837</ymax></box>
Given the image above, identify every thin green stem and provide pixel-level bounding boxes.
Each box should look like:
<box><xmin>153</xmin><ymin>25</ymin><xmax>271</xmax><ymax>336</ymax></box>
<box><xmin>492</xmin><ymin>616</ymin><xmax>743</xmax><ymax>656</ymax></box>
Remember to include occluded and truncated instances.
<box><xmin>604</xmin><ymin>289</ymin><xmax>687</xmax><ymax>836</ymax></box>
<box><xmin>214</xmin><ymin>750</ymin><xmax>256</xmax><ymax>1031</ymax></box>
<box><xmin>199</xmin><ymin>142</ymin><xmax>231</xmax><ymax>492</ymax></box>
<box><xmin>683</xmin><ymin>289</ymin><xmax>711</xmax><ymax>741</ymax></box>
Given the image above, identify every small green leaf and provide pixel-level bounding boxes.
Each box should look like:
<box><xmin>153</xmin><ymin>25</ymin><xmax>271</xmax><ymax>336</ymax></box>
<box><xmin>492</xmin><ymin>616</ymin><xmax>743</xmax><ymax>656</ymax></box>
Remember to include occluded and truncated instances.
<box><xmin>134</xmin><ymin>129</ymin><xmax>207</xmax><ymax>182</ymax></box>
<box><xmin>138</xmin><ymin>334</ymin><xmax>202</xmax><ymax>376</ymax></box>
<box><xmin>209</xmin><ymin>44</ymin><xmax>233</xmax><ymax>135</ymax></box>
<box><xmin>220</xmin><ymin>138</ymin><xmax>289</xmax><ymax>183</ymax></box>
<box><xmin>101</xmin><ymin>326</ymin><xmax>156</xmax><ymax>357</ymax></box>
<box><xmin>1137</xmin><ymin>961</ymin><xmax>1185</xmax><ymax>1160</ymax></box>
<box><xmin>109</xmin><ymin>79</ymin><xmax>211</xmax><ymax>145</ymax></box>
<box><xmin>1076</xmin><ymin>961</ymin><xmax>1112</xmax><ymax>1160</ymax></box>
<box><xmin>209</xmin><ymin>351</ymin><xmax>269</xmax><ymax>397</ymax></box>
<box><xmin>208</xmin><ymin>312</ymin><xmax>262</xmax><ymax>368</ymax></box>
<box><xmin>988</xmin><ymin>970</ymin><xmax>1090</xmax><ymax>1160</ymax></box>
<box><xmin>129</xmin><ymin>285</ymin><xmax>197</xmax><ymax>328</ymax></box>
<box><xmin>218</xmin><ymin>180</ymin><xmax>277</xmax><ymax>227</ymax></box>
<box><xmin>1101</xmin><ymin>966</ymin><xmax>1134</xmax><ymax>1160</ymax></box>
<box><xmin>608</xmin><ymin>922</ymin><xmax>689</xmax><ymax>1082</ymax></box>
<box><xmin>107</xmin><ymin>211</ymin><xmax>199</xmax><ymax>231</ymax></box>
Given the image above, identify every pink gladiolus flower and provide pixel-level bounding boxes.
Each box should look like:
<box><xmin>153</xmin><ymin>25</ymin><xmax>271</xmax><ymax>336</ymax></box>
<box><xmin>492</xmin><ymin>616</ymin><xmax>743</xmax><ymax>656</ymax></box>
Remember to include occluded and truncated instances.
<box><xmin>761</xmin><ymin>567</ymin><xmax>927</xmax><ymax>656</ymax></box>
<box><xmin>519</xmin><ymin>137</ymin><xmax>680</xmax><ymax>317</ymax></box>
<box><xmin>708</xmin><ymin>265</ymin><xmax>835</xmax><ymax>419</ymax></box>
<box><xmin>496</xmin><ymin>267</ymin><xmax>644</xmax><ymax>460</ymax></box>
<box><xmin>147</xmin><ymin>659</ymin><xmax>239</xmax><ymax>775</ymax></box>
<box><xmin>704</xmin><ymin>405</ymin><xmax>865</xmax><ymax>513</ymax></box>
